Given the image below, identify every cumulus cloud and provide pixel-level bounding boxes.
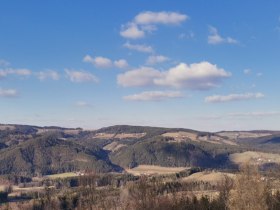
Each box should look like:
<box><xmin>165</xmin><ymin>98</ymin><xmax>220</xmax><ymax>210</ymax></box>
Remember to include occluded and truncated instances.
<box><xmin>205</xmin><ymin>92</ymin><xmax>264</xmax><ymax>103</ymax></box>
<box><xmin>124</xmin><ymin>90</ymin><xmax>183</xmax><ymax>101</ymax></box>
<box><xmin>117</xmin><ymin>62</ymin><xmax>231</xmax><ymax>90</ymax></box>
<box><xmin>123</xmin><ymin>42</ymin><xmax>153</xmax><ymax>53</ymax></box>
<box><xmin>117</xmin><ymin>67</ymin><xmax>161</xmax><ymax>87</ymax></box>
<box><xmin>120</xmin><ymin>23</ymin><xmax>145</xmax><ymax>39</ymax></box>
<box><xmin>208</xmin><ymin>26</ymin><xmax>238</xmax><ymax>45</ymax></box>
<box><xmin>65</xmin><ymin>69</ymin><xmax>98</xmax><ymax>83</ymax></box>
<box><xmin>146</xmin><ymin>55</ymin><xmax>169</xmax><ymax>65</ymax></box>
<box><xmin>120</xmin><ymin>11</ymin><xmax>188</xmax><ymax>39</ymax></box>
<box><xmin>118</xmin><ymin>62</ymin><xmax>231</xmax><ymax>89</ymax></box>
<box><xmin>114</xmin><ymin>59</ymin><xmax>129</xmax><ymax>69</ymax></box>
<box><xmin>36</xmin><ymin>70</ymin><xmax>60</xmax><ymax>81</ymax></box>
<box><xmin>0</xmin><ymin>88</ymin><xmax>18</xmax><ymax>97</ymax></box>
<box><xmin>155</xmin><ymin>62</ymin><xmax>231</xmax><ymax>89</ymax></box>
<box><xmin>83</xmin><ymin>55</ymin><xmax>112</xmax><ymax>68</ymax></box>
<box><xmin>0</xmin><ymin>68</ymin><xmax>32</xmax><ymax>78</ymax></box>
<box><xmin>83</xmin><ymin>55</ymin><xmax>128</xmax><ymax>69</ymax></box>
<box><xmin>134</xmin><ymin>11</ymin><xmax>188</xmax><ymax>25</ymax></box>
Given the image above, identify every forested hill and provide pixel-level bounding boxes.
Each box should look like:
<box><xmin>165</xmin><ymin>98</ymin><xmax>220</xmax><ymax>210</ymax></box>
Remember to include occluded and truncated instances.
<box><xmin>0</xmin><ymin>123</ymin><xmax>280</xmax><ymax>176</ymax></box>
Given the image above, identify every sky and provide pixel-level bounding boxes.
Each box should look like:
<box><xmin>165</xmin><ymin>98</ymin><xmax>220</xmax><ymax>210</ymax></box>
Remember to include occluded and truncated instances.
<box><xmin>0</xmin><ymin>0</ymin><xmax>280</xmax><ymax>131</ymax></box>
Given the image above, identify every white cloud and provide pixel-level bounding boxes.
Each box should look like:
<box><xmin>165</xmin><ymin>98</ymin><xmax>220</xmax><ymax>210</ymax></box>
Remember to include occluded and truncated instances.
<box><xmin>205</xmin><ymin>92</ymin><xmax>264</xmax><ymax>103</ymax></box>
<box><xmin>75</xmin><ymin>101</ymin><xmax>92</xmax><ymax>107</ymax></box>
<box><xmin>154</xmin><ymin>62</ymin><xmax>231</xmax><ymax>90</ymax></box>
<box><xmin>83</xmin><ymin>55</ymin><xmax>128</xmax><ymax>69</ymax></box>
<box><xmin>244</xmin><ymin>69</ymin><xmax>251</xmax><ymax>75</ymax></box>
<box><xmin>120</xmin><ymin>23</ymin><xmax>145</xmax><ymax>39</ymax></box>
<box><xmin>227</xmin><ymin>111</ymin><xmax>280</xmax><ymax>118</ymax></box>
<box><xmin>123</xmin><ymin>42</ymin><xmax>153</xmax><ymax>53</ymax></box>
<box><xmin>134</xmin><ymin>11</ymin><xmax>188</xmax><ymax>25</ymax></box>
<box><xmin>124</xmin><ymin>90</ymin><xmax>183</xmax><ymax>101</ymax></box>
<box><xmin>14</xmin><ymin>69</ymin><xmax>32</xmax><ymax>76</ymax></box>
<box><xmin>83</xmin><ymin>55</ymin><xmax>112</xmax><ymax>68</ymax></box>
<box><xmin>0</xmin><ymin>70</ymin><xmax>9</xmax><ymax>78</ymax></box>
<box><xmin>0</xmin><ymin>59</ymin><xmax>10</xmax><ymax>67</ymax></box>
<box><xmin>179</xmin><ymin>31</ymin><xmax>195</xmax><ymax>39</ymax></box>
<box><xmin>256</xmin><ymin>72</ymin><xmax>263</xmax><ymax>77</ymax></box>
<box><xmin>0</xmin><ymin>88</ymin><xmax>18</xmax><ymax>97</ymax></box>
<box><xmin>120</xmin><ymin>11</ymin><xmax>188</xmax><ymax>39</ymax></box>
<box><xmin>146</xmin><ymin>55</ymin><xmax>169</xmax><ymax>65</ymax></box>
<box><xmin>36</xmin><ymin>70</ymin><xmax>60</xmax><ymax>81</ymax></box>
<box><xmin>114</xmin><ymin>59</ymin><xmax>129</xmax><ymax>69</ymax></box>
<box><xmin>203</xmin><ymin>111</ymin><xmax>280</xmax><ymax>120</ymax></box>
<box><xmin>117</xmin><ymin>62</ymin><xmax>231</xmax><ymax>90</ymax></box>
<box><xmin>0</xmin><ymin>68</ymin><xmax>32</xmax><ymax>78</ymax></box>
<box><xmin>65</xmin><ymin>69</ymin><xmax>98</xmax><ymax>83</ymax></box>
<box><xmin>117</xmin><ymin>67</ymin><xmax>161</xmax><ymax>87</ymax></box>
<box><xmin>208</xmin><ymin>26</ymin><xmax>238</xmax><ymax>45</ymax></box>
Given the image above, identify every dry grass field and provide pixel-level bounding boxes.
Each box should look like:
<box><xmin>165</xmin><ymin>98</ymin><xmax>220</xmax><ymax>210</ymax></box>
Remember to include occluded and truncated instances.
<box><xmin>0</xmin><ymin>125</ymin><xmax>15</xmax><ymax>130</ymax></box>
<box><xmin>103</xmin><ymin>141</ymin><xmax>126</xmax><ymax>152</ymax></box>
<box><xmin>126</xmin><ymin>165</ymin><xmax>188</xmax><ymax>176</ymax></box>
<box><xmin>182</xmin><ymin>171</ymin><xmax>236</xmax><ymax>184</ymax></box>
<box><xmin>218</xmin><ymin>131</ymin><xmax>272</xmax><ymax>139</ymax></box>
<box><xmin>162</xmin><ymin>131</ymin><xmax>237</xmax><ymax>145</ymax></box>
<box><xmin>162</xmin><ymin>131</ymin><xmax>198</xmax><ymax>142</ymax></box>
<box><xmin>93</xmin><ymin>132</ymin><xmax>146</xmax><ymax>139</ymax></box>
<box><xmin>0</xmin><ymin>185</ymin><xmax>6</xmax><ymax>191</ymax></box>
<box><xmin>44</xmin><ymin>172</ymin><xmax>78</xmax><ymax>179</ymax></box>
<box><xmin>230</xmin><ymin>151</ymin><xmax>280</xmax><ymax>165</ymax></box>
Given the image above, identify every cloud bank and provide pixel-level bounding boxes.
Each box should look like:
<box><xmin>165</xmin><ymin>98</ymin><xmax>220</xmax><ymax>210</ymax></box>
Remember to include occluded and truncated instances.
<box><xmin>118</xmin><ymin>62</ymin><xmax>231</xmax><ymax>90</ymax></box>
<box><xmin>205</xmin><ymin>92</ymin><xmax>264</xmax><ymax>103</ymax></box>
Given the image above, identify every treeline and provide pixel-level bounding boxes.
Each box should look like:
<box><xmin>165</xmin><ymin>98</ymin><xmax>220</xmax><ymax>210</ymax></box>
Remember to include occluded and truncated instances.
<box><xmin>2</xmin><ymin>165</ymin><xmax>280</xmax><ymax>210</ymax></box>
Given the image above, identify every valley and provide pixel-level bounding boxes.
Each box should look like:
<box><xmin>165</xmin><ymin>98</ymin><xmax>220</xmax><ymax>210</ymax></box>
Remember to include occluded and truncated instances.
<box><xmin>1</xmin><ymin>124</ymin><xmax>280</xmax><ymax>209</ymax></box>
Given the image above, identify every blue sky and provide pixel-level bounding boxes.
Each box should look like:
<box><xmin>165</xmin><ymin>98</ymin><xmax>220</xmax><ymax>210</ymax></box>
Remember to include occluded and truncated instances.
<box><xmin>0</xmin><ymin>0</ymin><xmax>280</xmax><ymax>131</ymax></box>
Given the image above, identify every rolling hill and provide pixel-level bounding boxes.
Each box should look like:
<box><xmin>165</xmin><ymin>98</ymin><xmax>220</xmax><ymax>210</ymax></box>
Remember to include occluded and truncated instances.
<box><xmin>0</xmin><ymin>123</ymin><xmax>280</xmax><ymax>177</ymax></box>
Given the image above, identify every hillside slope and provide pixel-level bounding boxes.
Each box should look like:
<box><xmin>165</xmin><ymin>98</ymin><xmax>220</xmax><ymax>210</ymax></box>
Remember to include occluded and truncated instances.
<box><xmin>0</xmin><ymin>132</ymin><xmax>121</xmax><ymax>176</ymax></box>
<box><xmin>0</xmin><ymin>124</ymin><xmax>280</xmax><ymax>176</ymax></box>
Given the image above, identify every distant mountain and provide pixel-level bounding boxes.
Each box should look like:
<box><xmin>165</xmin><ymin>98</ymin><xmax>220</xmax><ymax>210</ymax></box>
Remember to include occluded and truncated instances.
<box><xmin>0</xmin><ymin>123</ymin><xmax>280</xmax><ymax>176</ymax></box>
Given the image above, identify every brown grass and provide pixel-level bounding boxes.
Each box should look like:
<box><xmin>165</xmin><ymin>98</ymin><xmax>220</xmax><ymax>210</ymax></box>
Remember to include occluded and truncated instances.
<box><xmin>126</xmin><ymin>165</ymin><xmax>188</xmax><ymax>176</ymax></box>
<box><xmin>0</xmin><ymin>125</ymin><xmax>15</xmax><ymax>130</ymax></box>
<box><xmin>182</xmin><ymin>171</ymin><xmax>236</xmax><ymax>185</ymax></box>
<box><xmin>103</xmin><ymin>142</ymin><xmax>127</xmax><ymax>152</ymax></box>
<box><xmin>230</xmin><ymin>151</ymin><xmax>280</xmax><ymax>165</ymax></box>
<box><xmin>93</xmin><ymin>132</ymin><xmax>146</xmax><ymax>139</ymax></box>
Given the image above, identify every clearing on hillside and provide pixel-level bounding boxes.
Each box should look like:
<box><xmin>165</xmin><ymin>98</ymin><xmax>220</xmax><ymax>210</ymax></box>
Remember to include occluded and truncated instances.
<box><xmin>182</xmin><ymin>171</ymin><xmax>236</xmax><ymax>184</ymax></box>
<box><xmin>44</xmin><ymin>172</ymin><xmax>78</xmax><ymax>179</ymax></box>
<box><xmin>93</xmin><ymin>132</ymin><xmax>146</xmax><ymax>139</ymax></box>
<box><xmin>126</xmin><ymin>165</ymin><xmax>188</xmax><ymax>176</ymax></box>
<box><xmin>230</xmin><ymin>151</ymin><xmax>280</xmax><ymax>165</ymax></box>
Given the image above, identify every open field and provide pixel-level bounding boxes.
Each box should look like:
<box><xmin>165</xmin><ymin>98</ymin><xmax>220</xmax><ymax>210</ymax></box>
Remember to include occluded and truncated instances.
<box><xmin>126</xmin><ymin>165</ymin><xmax>188</xmax><ymax>176</ymax></box>
<box><xmin>0</xmin><ymin>185</ymin><xmax>6</xmax><ymax>191</ymax></box>
<box><xmin>103</xmin><ymin>141</ymin><xmax>127</xmax><ymax>152</ymax></box>
<box><xmin>162</xmin><ymin>131</ymin><xmax>198</xmax><ymax>142</ymax></box>
<box><xmin>44</xmin><ymin>172</ymin><xmax>78</xmax><ymax>179</ymax></box>
<box><xmin>162</xmin><ymin>131</ymin><xmax>237</xmax><ymax>145</ymax></box>
<box><xmin>230</xmin><ymin>151</ymin><xmax>280</xmax><ymax>165</ymax></box>
<box><xmin>218</xmin><ymin>131</ymin><xmax>272</xmax><ymax>139</ymax></box>
<box><xmin>0</xmin><ymin>125</ymin><xmax>15</xmax><ymax>130</ymax></box>
<box><xmin>93</xmin><ymin>132</ymin><xmax>146</xmax><ymax>139</ymax></box>
<box><xmin>182</xmin><ymin>171</ymin><xmax>236</xmax><ymax>184</ymax></box>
